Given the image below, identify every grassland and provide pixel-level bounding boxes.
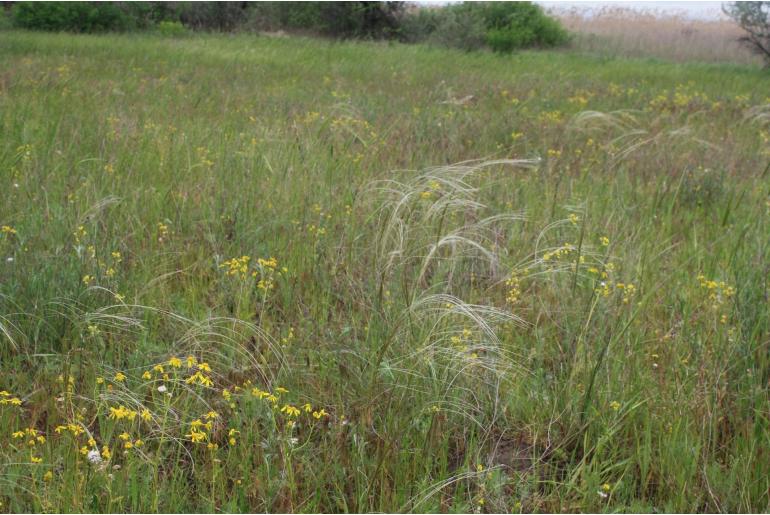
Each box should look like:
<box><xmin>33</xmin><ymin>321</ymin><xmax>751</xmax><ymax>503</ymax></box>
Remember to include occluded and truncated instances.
<box><xmin>0</xmin><ymin>30</ymin><xmax>769</xmax><ymax>512</ymax></box>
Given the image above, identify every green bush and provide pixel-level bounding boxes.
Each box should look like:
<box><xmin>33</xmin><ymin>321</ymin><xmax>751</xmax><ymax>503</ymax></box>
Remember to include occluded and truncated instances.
<box><xmin>11</xmin><ymin>2</ymin><xmax>132</xmax><ymax>32</ymax></box>
<box><xmin>400</xmin><ymin>2</ymin><xmax>568</xmax><ymax>52</ymax></box>
<box><xmin>479</xmin><ymin>2</ymin><xmax>569</xmax><ymax>52</ymax></box>
<box><xmin>156</xmin><ymin>20</ymin><xmax>187</xmax><ymax>37</ymax></box>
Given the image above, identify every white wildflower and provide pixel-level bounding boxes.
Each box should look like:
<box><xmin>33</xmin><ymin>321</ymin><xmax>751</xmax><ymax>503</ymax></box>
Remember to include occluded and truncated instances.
<box><xmin>87</xmin><ymin>449</ymin><xmax>102</xmax><ymax>464</ymax></box>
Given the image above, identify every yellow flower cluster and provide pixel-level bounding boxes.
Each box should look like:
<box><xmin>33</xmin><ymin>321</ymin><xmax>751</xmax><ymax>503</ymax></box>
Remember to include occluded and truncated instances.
<box><xmin>542</xmin><ymin>243</ymin><xmax>576</xmax><ymax>262</ymax></box>
<box><xmin>12</xmin><ymin>427</ymin><xmax>45</xmax><ymax>447</ymax></box>
<box><xmin>196</xmin><ymin>146</ymin><xmax>214</xmax><ymax>168</ymax></box>
<box><xmin>419</xmin><ymin>180</ymin><xmax>442</xmax><ymax>200</ymax></box>
<box><xmin>118</xmin><ymin>431</ymin><xmax>143</xmax><ymax>449</ymax></box>
<box><xmin>185</xmin><ymin>370</ymin><xmax>214</xmax><ymax>387</ymax></box>
<box><xmin>615</xmin><ymin>282</ymin><xmax>637</xmax><ymax>304</ymax></box>
<box><xmin>54</xmin><ymin>423</ymin><xmax>85</xmax><ymax>436</ymax></box>
<box><xmin>157</xmin><ymin>222</ymin><xmax>170</xmax><ymax>243</ymax></box>
<box><xmin>255</xmin><ymin>256</ymin><xmax>281</xmax><ymax>291</ymax></box>
<box><xmin>505</xmin><ymin>271</ymin><xmax>521</xmax><ymax>305</ymax></box>
<box><xmin>186</xmin><ymin>414</ymin><xmax>220</xmax><ymax>445</ymax></box>
<box><xmin>538</xmin><ymin>110</ymin><xmax>563</xmax><ymax>125</ymax></box>
<box><xmin>0</xmin><ymin>390</ymin><xmax>23</xmax><ymax>406</ymax></box>
<box><xmin>588</xmin><ymin>262</ymin><xmax>615</xmax><ymax>281</ymax></box>
<box><xmin>450</xmin><ymin>328</ymin><xmax>478</xmax><ymax>360</ymax></box>
<box><xmin>109</xmin><ymin>405</ymin><xmax>138</xmax><ymax>421</ymax></box>
<box><xmin>280</xmin><ymin>404</ymin><xmax>300</xmax><ymax>417</ymax></box>
<box><xmin>221</xmin><ymin>255</ymin><xmax>250</xmax><ymax>278</ymax></box>
<box><xmin>568</xmin><ymin>90</ymin><xmax>592</xmax><ymax>107</ymax></box>
<box><xmin>697</xmin><ymin>274</ymin><xmax>736</xmax><ymax>310</ymax></box>
<box><xmin>73</xmin><ymin>225</ymin><xmax>87</xmax><ymax>244</ymax></box>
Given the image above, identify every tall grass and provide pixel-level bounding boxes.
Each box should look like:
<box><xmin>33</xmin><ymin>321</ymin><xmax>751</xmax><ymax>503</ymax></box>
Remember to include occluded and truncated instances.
<box><xmin>0</xmin><ymin>30</ymin><xmax>769</xmax><ymax>512</ymax></box>
<box><xmin>553</xmin><ymin>6</ymin><xmax>762</xmax><ymax>66</ymax></box>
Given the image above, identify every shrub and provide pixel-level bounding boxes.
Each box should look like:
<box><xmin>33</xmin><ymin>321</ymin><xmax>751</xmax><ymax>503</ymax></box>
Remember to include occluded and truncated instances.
<box><xmin>479</xmin><ymin>2</ymin><xmax>569</xmax><ymax>52</ymax></box>
<box><xmin>156</xmin><ymin>20</ymin><xmax>187</xmax><ymax>37</ymax></box>
<box><xmin>400</xmin><ymin>1</ymin><xmax>568</xmax><ymax>52</ymax></box>
<box><xmin>724</xmin><ymin>2</ymin><xmax>770</xmax><ymax>66</ymax></box>
<box><xmin>11</xmin><ymin>2</ymin><xmax>132</xmax><ymax>33</ymax></box>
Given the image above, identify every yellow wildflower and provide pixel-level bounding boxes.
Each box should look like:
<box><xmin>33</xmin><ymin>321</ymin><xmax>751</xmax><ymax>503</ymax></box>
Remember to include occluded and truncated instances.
<box><xmin>186</xmin><ymin>430</ymin><xmax>206</xmax><ymax>443</ymax></box>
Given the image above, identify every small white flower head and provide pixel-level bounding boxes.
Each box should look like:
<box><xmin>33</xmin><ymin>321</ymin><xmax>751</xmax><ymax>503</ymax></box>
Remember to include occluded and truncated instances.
<box><xmin>157</xmin><ymin>385</ymin><xmax>167</xmax><ymax>393</ymax></box>
<box><xmin>87</xmin><ymin>449</ymin><xmax>102</xmax><ymax>464</ymax></box>
<box><xmin>5</xmin><ymin>257</ymin><xmax>13</xmax><ymax>263</ymax></box>
<box><xmin>597</xmin><ymin>490</ymin><xmax>608</xmax><ymax>499</ymax></box>
<box><xmin>289</xmin><ymin>437</ymin><xmax>299</xmax><ymax>446</ymax></box>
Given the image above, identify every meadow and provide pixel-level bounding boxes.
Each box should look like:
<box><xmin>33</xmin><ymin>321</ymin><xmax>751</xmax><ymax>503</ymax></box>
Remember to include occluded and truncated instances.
<box><xmin>0</xmin><ymin>29</ymin><xmax>769</xmax><ymax>512</ymax></box>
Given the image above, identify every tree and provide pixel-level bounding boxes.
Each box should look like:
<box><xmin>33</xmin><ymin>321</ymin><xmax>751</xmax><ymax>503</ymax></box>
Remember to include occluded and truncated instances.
<box><xmin>724</xmin><ymin>1</ymin><xmax>770</xmax><ymax>66</ymax></box>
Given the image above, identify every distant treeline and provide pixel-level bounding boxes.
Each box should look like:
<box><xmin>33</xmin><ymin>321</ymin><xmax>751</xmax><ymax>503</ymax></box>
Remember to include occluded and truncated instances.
<box><xmin>4</xmin><ymin>1</ymin><xmax>569</xmax><ymax>52</ymax></box>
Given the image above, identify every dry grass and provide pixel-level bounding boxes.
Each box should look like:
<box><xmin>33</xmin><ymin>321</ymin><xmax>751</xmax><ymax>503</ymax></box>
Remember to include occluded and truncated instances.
<box><xmin>551</xmin><ymin>6</ymin><xmax>763</xmax><ymax>66</ymax></box>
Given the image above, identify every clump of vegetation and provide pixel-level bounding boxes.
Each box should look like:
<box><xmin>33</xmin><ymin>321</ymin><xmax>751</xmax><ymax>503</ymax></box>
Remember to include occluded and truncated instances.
<box><xmin>155</xmin><ymin>20</ymin><xmax>187</xmax><ymax>38</ymax></box>
<box><xmin>724</xmin><ymin>1</ymin><xmax>770</xmax><ymax>66</ymax></box>
<box><xmin>400</xmin><ymin>2</ymin><xmax>569</xmax><ymax>52</ymax></box>
<box><xmin>10</xmin><ymin>2</ymin><xmax>133</xmax><ymax>33</ymax></box>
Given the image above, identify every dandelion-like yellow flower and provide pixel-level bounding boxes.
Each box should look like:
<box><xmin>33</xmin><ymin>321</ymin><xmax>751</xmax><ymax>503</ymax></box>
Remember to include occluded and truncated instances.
<box><xmin>186</xmin><ymin>430</ymin><xmax>206</xmax><ymax>443</ymax></box>
<box><xmin>108</xmin><ymin>405</ymin><xmax>138</xmax><ymax>421</ymax></box>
